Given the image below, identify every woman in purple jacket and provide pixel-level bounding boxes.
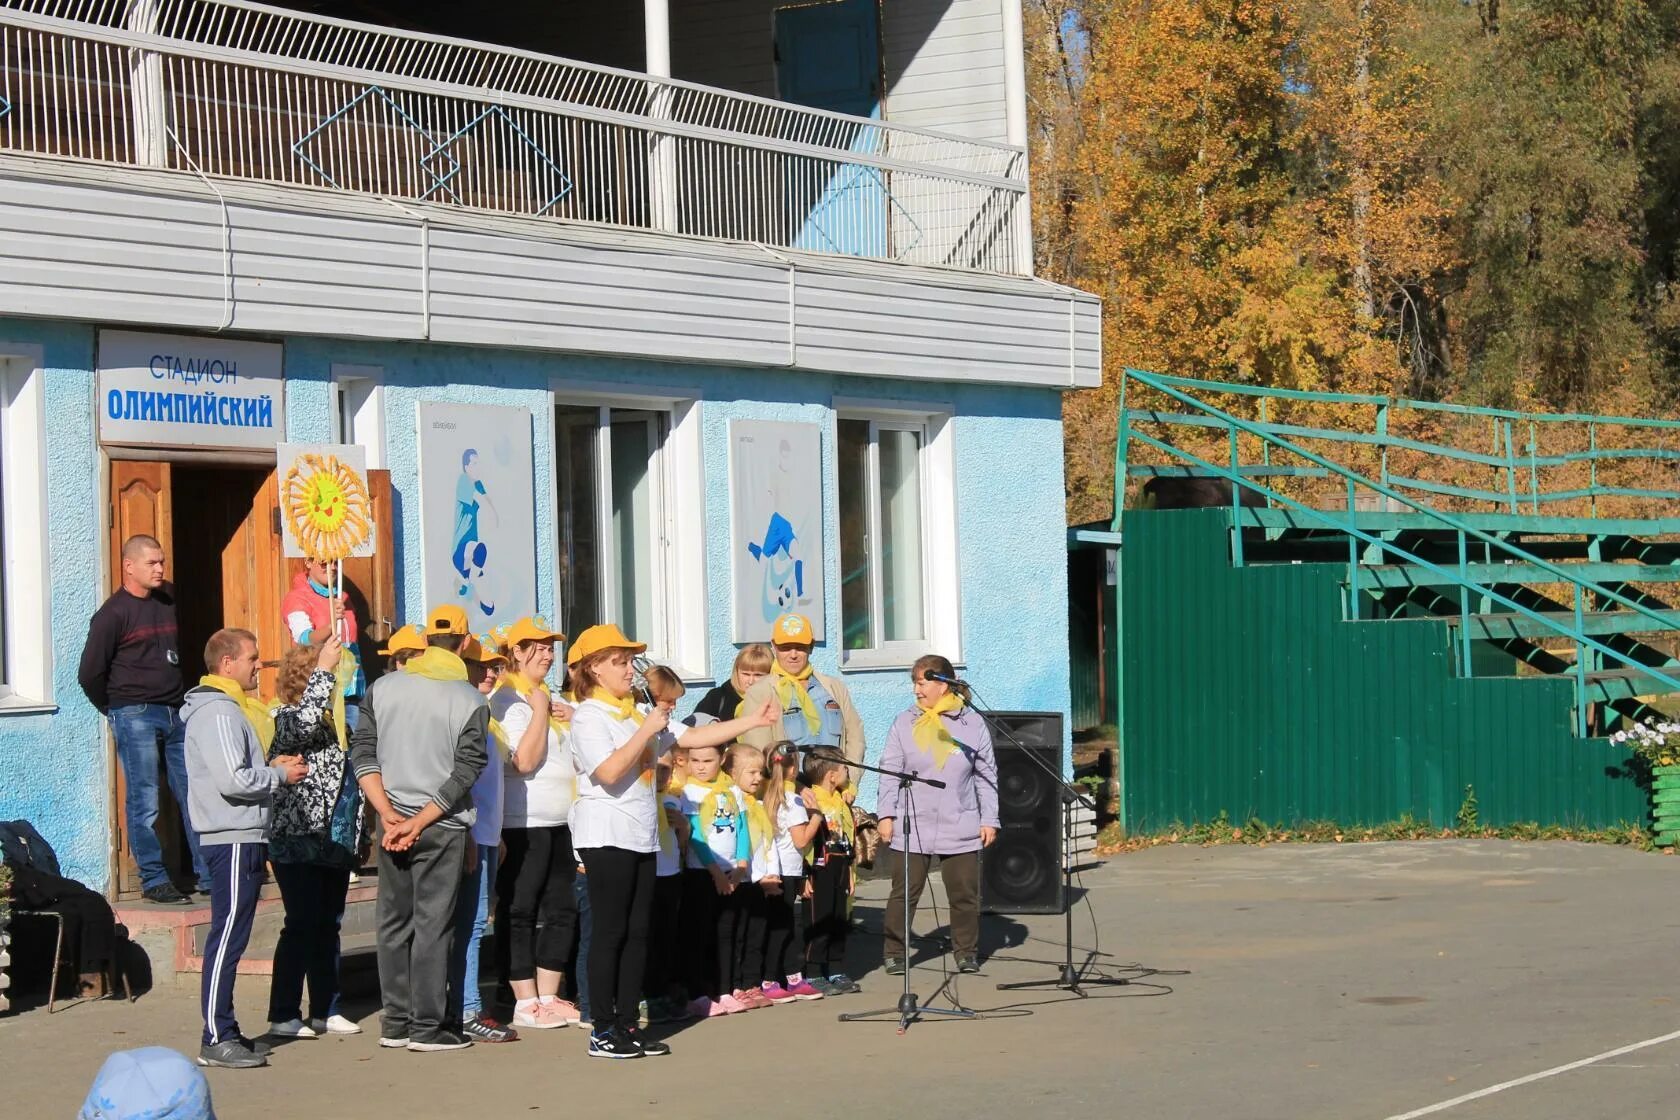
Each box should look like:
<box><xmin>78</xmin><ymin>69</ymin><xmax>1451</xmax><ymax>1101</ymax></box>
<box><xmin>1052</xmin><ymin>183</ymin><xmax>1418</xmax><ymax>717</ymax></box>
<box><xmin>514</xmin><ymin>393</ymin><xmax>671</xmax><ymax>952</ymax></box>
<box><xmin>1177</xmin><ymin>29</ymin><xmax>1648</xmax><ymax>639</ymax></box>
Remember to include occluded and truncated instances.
<box><xmin>876</xmin><ymin>654</ymin><xmax>999</xmax><ymax>976</ymax></box>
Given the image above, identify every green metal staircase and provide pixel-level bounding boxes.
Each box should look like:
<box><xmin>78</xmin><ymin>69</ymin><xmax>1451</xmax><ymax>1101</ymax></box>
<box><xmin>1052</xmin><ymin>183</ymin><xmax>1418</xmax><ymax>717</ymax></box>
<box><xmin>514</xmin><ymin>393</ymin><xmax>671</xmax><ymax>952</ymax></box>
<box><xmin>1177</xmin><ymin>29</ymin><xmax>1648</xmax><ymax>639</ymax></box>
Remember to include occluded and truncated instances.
<box><xmin>1115</xmin><ymin>370</ymin><xmax>1680</xmax><ymax>831</ymax></box>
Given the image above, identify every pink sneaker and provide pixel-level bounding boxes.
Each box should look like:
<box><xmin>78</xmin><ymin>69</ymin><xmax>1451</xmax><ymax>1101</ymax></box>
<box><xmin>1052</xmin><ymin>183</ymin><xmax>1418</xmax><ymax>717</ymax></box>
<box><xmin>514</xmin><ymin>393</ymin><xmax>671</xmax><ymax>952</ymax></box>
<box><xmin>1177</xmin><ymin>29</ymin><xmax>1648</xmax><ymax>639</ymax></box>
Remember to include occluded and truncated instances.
<box><xmin>715</xmin><ymin>993</ymin><xmax>750</xmax><ymax>1014</ymax></box>
<box><xmin>734</xmin><ymin>987</ymin><xmax>771</xmax><ymax>1010</ymax></box>
<box><xmin>540</xmin><ymin>999</ymin><xmax>582</xmax><ymax>1027</ymax></box>
<box><xmin>760</xmin><ymin>982</ymin><xmax>798</xmax><ymax>1005</ymax></box>
<box><xmin>705</xmin><ymin>997</ymin><xmax>733</xmax><ymax>1018</ymax></box>
<box><xmin>686</xmin><ymin>996</ymin><xmax>713</xmax><ymax>1019</ymax></box>
<box><xmin>783</xmin><ymin>979</ymin><xmax>824</xmax><ymax>1001</ymax></box>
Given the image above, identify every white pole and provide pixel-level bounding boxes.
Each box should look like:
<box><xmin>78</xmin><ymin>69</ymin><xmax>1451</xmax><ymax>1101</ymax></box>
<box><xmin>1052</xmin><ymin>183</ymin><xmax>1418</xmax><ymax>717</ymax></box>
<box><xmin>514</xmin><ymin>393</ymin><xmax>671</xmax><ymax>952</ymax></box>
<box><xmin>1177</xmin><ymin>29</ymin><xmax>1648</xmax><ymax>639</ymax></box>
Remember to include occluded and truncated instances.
<box><xmin>1000</xmin><ymin>0</ymin><xmax>1032</xmax><ymax>274</ymax></box>
<box><xmin>645</xmin><ymin>0</ymin><xmax>678</xmax><ymax>232</ymax></box>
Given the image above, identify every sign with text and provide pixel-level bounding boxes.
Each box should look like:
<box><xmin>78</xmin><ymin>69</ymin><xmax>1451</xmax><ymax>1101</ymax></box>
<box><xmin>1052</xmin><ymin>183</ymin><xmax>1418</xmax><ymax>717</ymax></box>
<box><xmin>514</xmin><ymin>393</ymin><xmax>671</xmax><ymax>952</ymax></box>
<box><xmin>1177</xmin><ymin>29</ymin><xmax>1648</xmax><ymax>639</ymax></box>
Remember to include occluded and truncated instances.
<box><xmin>97</xmin><ymin>330</ymin><xmax>286</xmax><ymax>450</ymax></box>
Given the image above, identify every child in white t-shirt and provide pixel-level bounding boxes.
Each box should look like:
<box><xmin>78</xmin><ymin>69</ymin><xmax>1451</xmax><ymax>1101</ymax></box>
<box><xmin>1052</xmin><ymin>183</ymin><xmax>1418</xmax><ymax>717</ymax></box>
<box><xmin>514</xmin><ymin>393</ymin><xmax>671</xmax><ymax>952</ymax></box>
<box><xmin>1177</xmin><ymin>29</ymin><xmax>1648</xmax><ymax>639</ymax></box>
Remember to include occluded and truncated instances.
<box><xmin>643</xmin><ymin>666</ymin><xmax>692</xmax><ymax>1023</ymax></box>
<box><xmin>759</xmin><ymin>742</ymin><xmax>823</xmax><ymax>1001</ymax></box>
<box><xmin>725</xmin><ymin>745</ymin><xmax>779</xmax><ymax>1008</ymax></box>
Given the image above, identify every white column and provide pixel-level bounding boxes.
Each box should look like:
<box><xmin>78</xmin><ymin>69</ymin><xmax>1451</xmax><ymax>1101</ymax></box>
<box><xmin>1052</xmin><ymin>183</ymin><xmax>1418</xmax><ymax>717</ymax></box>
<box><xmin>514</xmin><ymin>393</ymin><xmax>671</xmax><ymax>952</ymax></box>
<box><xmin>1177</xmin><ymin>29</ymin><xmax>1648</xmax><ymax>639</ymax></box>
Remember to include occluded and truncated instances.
<box><xmin>645</xmin><ymin>0</ymin><xmax>678</xmax><ymax>232</ymax></box>
<box><xmin>1000</xmin><ymin>0</ymin><xmax>1032</xmax><ymax>274</ymax></box>
<box><xmin>127</xmin><ymin>0</ymin><xmax>168</xmax><ymax>167</ymax></box>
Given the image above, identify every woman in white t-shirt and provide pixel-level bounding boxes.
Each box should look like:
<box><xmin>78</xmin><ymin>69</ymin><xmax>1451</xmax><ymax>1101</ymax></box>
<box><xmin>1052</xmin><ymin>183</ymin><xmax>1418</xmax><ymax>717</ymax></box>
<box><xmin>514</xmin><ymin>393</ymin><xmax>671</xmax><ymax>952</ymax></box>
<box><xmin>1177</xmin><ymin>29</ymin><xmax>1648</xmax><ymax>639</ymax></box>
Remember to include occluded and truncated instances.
<box><xmin>487</xmin><ymin>617</ymin><xmax>580</xmax><ymax>1032</ymax></box>
<box><xmin>565</xmin><ymin>624</ymin><xmax>776</xmax><ymax>1060</ymax></box>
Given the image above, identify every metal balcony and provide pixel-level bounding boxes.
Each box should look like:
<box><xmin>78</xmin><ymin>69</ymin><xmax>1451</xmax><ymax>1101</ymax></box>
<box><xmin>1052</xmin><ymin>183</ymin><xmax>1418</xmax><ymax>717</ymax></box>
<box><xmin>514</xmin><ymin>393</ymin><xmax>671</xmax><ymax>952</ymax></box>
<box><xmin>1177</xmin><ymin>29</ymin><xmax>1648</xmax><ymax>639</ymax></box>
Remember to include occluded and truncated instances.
<box><xmin>0</xmin><ymin>0</ymin><xmax>1030</xmax><ymax>274</ymax></box>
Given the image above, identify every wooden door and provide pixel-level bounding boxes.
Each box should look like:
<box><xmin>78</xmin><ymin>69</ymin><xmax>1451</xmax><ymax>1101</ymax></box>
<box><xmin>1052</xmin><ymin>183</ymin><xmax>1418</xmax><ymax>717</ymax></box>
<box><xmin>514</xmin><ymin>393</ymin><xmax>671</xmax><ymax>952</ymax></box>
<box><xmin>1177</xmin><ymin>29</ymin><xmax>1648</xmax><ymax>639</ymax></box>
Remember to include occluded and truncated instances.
<box><xmin>108</xmin><ymin>460</ymin><xmax>173</xmax><ymax>898</ymax></box>
<box><xmin>283</xmin><ymin>469</ymin><xmax>399</xmax><ymax>684</ymax></box>
<box><xmin>222</xmin><ymin>469</ymin><xmax>288</xmax><ymax>698</ymax></box>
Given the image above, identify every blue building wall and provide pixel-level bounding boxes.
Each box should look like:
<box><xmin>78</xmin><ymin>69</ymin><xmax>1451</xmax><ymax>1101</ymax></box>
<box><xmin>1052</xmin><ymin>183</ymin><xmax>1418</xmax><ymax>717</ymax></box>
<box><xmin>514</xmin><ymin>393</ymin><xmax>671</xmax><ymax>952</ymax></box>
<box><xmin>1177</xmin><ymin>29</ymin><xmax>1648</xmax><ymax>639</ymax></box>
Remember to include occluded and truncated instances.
<box><xmin>2</xmin><ymin>320</ymin><xmax>1071</xmax><ymax>893</ymax></box>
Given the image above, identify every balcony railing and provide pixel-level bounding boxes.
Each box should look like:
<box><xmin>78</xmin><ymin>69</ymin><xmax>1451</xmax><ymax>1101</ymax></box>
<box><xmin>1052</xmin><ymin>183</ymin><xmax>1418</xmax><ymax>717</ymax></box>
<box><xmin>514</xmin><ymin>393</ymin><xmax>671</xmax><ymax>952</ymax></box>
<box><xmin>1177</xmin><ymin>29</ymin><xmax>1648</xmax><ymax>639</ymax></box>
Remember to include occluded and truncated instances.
<box><xmin>0</xmin><ymin>0</ymin><xmax>1030</xmax><ymax>274</ymax></box>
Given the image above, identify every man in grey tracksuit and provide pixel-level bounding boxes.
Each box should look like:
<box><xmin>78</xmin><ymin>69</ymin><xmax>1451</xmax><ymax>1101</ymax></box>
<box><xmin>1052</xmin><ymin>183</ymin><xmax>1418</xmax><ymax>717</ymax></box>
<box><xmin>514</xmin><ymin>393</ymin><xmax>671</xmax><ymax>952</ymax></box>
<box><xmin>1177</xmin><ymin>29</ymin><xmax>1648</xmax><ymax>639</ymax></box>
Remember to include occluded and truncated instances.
<box><xmin>351</xmin><ymin>604</ymin><xmax>489</xmax><ymax>1052</ymax></box>
<box><xmin>181</xmin><ymin>627</ymin><xmax>306</xmax><ymax>1069</ymax></box>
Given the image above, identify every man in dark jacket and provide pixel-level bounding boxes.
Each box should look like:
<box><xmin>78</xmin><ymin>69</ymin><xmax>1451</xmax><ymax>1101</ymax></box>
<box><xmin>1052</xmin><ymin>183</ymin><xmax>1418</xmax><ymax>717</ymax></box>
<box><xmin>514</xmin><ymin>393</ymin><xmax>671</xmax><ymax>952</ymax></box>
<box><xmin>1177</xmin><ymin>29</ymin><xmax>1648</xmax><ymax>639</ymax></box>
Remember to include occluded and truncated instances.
<box><xmin>77</xmin><ymin>534</ymin><xmax>205</xmax><ymax>904</ymax></box>
<box><xmin>352</xmin><ymin>603</ymin><xmax>489</xmax><ymax>1053</ymax></box>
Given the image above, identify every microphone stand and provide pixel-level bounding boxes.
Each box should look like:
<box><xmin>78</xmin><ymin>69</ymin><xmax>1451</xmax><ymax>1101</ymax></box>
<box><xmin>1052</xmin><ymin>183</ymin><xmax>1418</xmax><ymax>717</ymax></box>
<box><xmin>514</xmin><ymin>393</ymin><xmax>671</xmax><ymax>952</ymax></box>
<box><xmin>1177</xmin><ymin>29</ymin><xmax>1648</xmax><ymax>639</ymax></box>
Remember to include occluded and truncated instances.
<box><xmin>962</xmin><ymin>685</ymin><xmax>1130</xmax><ymax>998</ymax></box>
<box><xmin>814</xmin><ymin>749</ymin><xmax>980</xmax><ymax>1034</ymax></box>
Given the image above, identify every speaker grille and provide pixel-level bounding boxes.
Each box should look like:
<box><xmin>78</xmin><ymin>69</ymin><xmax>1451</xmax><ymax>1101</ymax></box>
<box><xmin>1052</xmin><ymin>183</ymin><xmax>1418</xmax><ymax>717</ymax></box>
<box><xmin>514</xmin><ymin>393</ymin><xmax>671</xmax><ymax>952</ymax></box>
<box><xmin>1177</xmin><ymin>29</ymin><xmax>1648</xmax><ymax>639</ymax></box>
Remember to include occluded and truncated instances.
<box><xmin>980</xmin><ymin>711</ymin><xmax>1065</xmax><ymax>914</ymax></box>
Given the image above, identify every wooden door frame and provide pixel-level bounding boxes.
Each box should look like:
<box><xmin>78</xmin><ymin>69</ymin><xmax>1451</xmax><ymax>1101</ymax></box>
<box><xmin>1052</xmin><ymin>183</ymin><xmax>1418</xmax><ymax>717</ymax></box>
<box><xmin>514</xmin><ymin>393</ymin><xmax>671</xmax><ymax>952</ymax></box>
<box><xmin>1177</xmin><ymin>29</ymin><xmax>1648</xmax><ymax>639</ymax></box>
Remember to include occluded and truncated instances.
<box><xmin>101</xmin><ymin>446</ymin><xmax>279</xmax><ymax>898</ymax></box>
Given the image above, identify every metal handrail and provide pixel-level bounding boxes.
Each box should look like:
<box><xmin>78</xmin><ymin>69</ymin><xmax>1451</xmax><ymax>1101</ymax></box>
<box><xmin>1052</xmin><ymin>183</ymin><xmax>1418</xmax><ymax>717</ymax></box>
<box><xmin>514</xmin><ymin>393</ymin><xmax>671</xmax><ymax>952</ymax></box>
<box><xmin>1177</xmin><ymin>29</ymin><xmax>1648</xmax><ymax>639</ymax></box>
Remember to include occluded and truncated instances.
<box><xmin>1120</xmin><ymin>368</ymin><xmax>1680</xmax><ymax>736</ymax></box>
<box><xmin>1119</xmin><ymin>370</ymin><xmax>1680</xmax><ymax>515</ymax></box>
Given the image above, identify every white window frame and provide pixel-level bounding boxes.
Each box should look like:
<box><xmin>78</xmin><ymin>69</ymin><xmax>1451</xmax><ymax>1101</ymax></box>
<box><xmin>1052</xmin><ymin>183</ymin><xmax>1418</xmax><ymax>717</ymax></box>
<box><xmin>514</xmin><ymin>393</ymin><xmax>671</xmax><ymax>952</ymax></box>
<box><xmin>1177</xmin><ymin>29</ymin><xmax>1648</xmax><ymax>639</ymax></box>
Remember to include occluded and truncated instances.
<box><xmin>551</xmin><ymin>382</ymin><xmax>708</xmax><ymax>681</ymax></box>
<box><xmin>0</xmin><ymin>345</ymin><xmax>53</xmax><ymax>709</ymax></box>
<box><xmin>833</xmin><ymin>397</ymin><xmax>961</xmax><ymax>671</ymax></box>
<box><xmin>331</xmin><ymin>363</ymin><xmax>386</xmax><ymax>467</ymax></box>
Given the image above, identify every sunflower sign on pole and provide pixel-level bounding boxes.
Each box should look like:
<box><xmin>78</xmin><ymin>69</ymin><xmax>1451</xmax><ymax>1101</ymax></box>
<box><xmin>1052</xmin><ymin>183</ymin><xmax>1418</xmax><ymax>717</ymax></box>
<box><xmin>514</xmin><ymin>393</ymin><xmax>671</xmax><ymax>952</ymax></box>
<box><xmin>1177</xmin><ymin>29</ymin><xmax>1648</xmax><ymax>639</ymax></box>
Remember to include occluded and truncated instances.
<box><xmin>277</xmin><ymin>443</ymin><xmax>374</xmax><ymax>749</ymax></box>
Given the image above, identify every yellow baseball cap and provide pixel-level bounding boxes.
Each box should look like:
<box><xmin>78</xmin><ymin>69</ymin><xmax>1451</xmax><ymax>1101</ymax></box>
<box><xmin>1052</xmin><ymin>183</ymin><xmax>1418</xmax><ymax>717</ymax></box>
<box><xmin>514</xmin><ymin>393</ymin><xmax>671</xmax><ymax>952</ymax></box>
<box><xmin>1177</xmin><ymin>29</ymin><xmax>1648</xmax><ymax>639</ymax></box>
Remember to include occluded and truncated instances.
<box><xmin>426</xmin><ymin>604</ymin><xmax>470</xmax><ymax>636</ymax></box>
<box><xmin>377</xmin><ymin>623</ymin><xmax>426</xmax><ymax>657</ymax></box>
<box><xmin>460</xmin><ymin>633</ymin><xmax>506</xmax><ymax>666</ymax></box>
<box><xmin>565</xmin><ymin>622</ymin><xmax>646</xmax><ymax>666</ymax></box>
<box><xmin>771</xmin><ymin>612</ymin><xmax>815</xmax><ymax>647</ymax></box>
<box><xmin>499</xmin><ymin>615</ymin><xmax>565</xmax><ymax>650</ymax></box>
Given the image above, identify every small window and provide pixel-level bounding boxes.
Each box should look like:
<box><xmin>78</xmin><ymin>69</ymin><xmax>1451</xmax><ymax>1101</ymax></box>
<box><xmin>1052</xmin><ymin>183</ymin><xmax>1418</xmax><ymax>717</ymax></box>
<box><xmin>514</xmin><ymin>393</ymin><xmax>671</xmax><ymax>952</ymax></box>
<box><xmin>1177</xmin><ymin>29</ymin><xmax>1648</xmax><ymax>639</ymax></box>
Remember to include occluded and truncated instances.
<box><xmin>838</xmin><ymin>415</ymin><xmax>936</xmax><ymax>658</ymax></box>
<box><xmin>556</xmin><ymin>403</ymin><xmax>673</xmax><ymax>654</ymax></box>
<box><xmin>331</xmin><ymin>364</ymin><xmax>385</xmax><ymax>467</ymax></box>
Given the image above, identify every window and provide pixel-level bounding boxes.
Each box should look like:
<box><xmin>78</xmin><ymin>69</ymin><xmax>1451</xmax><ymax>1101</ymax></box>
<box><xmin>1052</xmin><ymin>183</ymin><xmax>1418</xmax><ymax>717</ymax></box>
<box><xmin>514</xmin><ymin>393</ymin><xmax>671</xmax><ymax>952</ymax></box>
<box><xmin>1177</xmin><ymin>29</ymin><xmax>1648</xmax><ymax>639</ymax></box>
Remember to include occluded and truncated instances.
<box><xmin>0</xmin><ymin>348</ymin><xmax>51</xmax><ymax>708</ymax></box>
<box><xmin>331</xmin><ymin>364</ymin><xmax>385</xmax><ymax>467</ymax></box>
<box><xmin>836</xmin><ymin>403</ymin><xmax>960</xmax><ymax>667</ymax></box>
<box><xmin>554</xmin><ymin>392</ymin><xmax>708</xmax><ymax>676</ymax></box>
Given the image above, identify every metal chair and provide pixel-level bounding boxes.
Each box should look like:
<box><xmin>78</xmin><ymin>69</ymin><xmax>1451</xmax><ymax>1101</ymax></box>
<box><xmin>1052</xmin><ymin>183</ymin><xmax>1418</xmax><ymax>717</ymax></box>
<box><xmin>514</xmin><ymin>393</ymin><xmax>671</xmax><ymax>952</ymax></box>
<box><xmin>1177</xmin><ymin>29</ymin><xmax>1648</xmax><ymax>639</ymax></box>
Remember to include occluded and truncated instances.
<box><xmin>14</xmin><ymin>909</ymin><xmax>132</xmax><ymax>1013</ymax></box>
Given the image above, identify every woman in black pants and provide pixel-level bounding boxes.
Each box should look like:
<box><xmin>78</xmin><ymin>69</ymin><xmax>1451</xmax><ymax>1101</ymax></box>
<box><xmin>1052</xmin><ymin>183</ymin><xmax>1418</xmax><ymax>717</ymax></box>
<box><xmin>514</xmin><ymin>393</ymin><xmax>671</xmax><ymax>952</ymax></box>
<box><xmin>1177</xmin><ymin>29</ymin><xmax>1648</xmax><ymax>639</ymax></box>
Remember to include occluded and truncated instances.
<box><xmin>563</xmin><ymin>625</ymin><xmax>775</xmax><ymax>1059</ymax></box>
<box><xmin>489</xmin><ymin>616</ymin><xmax>579</xmax><ymax>1030</ymax></box>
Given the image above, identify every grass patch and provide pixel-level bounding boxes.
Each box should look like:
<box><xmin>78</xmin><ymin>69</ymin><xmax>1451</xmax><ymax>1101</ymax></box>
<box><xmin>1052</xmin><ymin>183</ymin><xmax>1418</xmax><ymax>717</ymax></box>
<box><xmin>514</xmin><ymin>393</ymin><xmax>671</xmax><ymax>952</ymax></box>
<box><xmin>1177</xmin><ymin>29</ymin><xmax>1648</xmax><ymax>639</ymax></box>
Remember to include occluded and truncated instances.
<box><xmin>1094</xmin><ymin>809</ymin><xmax>1663</xmax><ymax>856</ymax></box>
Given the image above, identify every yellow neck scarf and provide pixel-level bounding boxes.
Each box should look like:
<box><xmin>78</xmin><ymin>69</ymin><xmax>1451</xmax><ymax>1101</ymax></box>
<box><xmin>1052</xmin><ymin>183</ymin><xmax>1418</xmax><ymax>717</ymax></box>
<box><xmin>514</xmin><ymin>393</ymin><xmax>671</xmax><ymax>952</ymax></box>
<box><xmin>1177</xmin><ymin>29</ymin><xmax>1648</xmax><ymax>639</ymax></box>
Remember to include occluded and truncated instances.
<box><xmin>911</xmin><ymin>693</ymin><xmax>965</xmax><ymax>769</ymax></box>
<box><xmin>691</xmin><ymin>773</ymin><xmax>735</xmax><ymax>835</ymax></box>
<box><xmin>488</xmin><ymin>717</ymin><xmax>510</xmax><ymax>763</ymax></box>
<box><xmin>329</xmin><ymin>647</ymin><xmax>359</xmax><ymax>753</ymax></box>
<box><xmin>502</xmin><ymin>670</ymin><xmax>570</xmax><ymax>736</ymax></box>
<box><xmin>404</xmin><ymin>646</ymin><xmax>469</xmax><ymax>682</ymax></box>
<box><xmin>772</xmin><ymin>662</ymin><xmax>821</xmax><ymax>737</ymax></box>
<box><xmin>590</xmin><ymin>687</ymin><xmax>643</xmax><ymax>724</ymax></box>
<box><xmin>811</xmin><ymin>783</ymin><xmax>855</xmax><ymax>849</ymax></box>
<box><xmin>739</xmin><ymin>788</ymin><xmax>773</xmax><ymax>863</ymax></box>
<box><xmin>200</xmin><ymin>675</ymin><xmax>275</xmax><ymax>752</ymax></box>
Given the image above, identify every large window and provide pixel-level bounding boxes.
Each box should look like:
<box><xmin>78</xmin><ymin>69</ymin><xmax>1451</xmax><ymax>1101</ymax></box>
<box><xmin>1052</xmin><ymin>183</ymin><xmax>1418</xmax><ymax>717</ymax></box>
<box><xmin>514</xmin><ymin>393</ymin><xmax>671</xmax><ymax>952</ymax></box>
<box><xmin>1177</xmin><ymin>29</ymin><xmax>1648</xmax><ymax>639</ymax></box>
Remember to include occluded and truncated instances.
<box><xmin>0</xmin><ymin>349</ymin><xmax>49</xmax><ymax>707</ymax></box>
<box><xmin>556</xmin><ymin>404</ymin><xmax>668</xmax><ymax>641</ymax></box>
<box><xmin>837</xmin><ymin>405</ymin><xmax>960</xmax><ymax>666</ymax></box>
<box><xmin>555</xmin><ymin>394</ymin><xmax>709</xmax><ymax>675</ymax></box>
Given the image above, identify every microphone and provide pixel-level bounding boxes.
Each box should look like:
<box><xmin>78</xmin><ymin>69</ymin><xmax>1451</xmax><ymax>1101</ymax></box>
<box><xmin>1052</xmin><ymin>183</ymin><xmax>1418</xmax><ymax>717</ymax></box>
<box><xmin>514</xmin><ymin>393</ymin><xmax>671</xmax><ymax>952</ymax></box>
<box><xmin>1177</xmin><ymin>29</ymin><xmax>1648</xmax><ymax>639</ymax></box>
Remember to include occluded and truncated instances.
<box><xmin>926</xmin><ymin>670</ymin><xmax>968</xmax><ymax>687</ymax></box>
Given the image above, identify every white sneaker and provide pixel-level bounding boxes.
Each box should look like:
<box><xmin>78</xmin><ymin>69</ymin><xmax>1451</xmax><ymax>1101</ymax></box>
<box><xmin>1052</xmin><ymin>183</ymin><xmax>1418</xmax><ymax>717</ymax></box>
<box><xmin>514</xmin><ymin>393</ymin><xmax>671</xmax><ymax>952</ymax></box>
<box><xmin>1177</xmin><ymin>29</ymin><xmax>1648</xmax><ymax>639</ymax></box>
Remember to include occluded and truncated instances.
<box><xmin>267</xmin><ymin>1019</ymin><xmax>317</xmax><ymax>1039</ymax></box>
<box><xmin>311</xmin><ymin>1014</ymin><xmax>363</xmax><ymax>1035</ymax></box>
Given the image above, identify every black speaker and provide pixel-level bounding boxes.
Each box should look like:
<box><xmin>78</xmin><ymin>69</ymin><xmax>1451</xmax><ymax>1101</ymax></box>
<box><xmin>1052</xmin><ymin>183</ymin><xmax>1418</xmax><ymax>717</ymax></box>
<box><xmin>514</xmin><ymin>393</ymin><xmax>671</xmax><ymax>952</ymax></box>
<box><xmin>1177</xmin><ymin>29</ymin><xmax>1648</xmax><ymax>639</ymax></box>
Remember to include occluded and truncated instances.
<box><xmin>980</xmin><ymin>711</ymin><xmax>1065</xmax><ymax>914</ymax></box>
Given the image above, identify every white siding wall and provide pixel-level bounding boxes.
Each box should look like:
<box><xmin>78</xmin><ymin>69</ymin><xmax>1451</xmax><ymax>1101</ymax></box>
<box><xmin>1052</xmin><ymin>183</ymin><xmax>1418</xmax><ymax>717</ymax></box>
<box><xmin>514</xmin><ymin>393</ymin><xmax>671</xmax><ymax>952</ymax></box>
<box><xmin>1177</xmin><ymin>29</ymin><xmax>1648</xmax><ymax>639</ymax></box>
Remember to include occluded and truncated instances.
<box><xmin>0</xmin><ymin>156</ymin><xmax>1099</xmax><ymax>388</ymax></box>
<box><xmin>669</xmin><ymin>0</ymin><xmax>1010</xmax><ymax>142</ymax></box>
<box><xmin>883</xmin><ymin>0</ymin><xmax>1010</xmax><ymax>143</ymax></box>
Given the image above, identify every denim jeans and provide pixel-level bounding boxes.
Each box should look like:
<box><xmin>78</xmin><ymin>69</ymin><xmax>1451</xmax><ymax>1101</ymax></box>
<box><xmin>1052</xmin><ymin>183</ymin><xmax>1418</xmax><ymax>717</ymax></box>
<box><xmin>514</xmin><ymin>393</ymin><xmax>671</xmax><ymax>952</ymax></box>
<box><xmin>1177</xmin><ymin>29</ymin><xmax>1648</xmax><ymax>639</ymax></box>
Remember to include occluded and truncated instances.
<box><xmin>568</xmin><ymin>866</ymin><xmax>592</xmax><ymax>1020</ymax></box>
<box><xmin>268</xmin><ymin>861</ymin><xmax>351</xmax><ymax>1023</ymax></box>
<box><xmin>448</xmin><ymin>843</ymin><xmax>496</xmax><ymax>1022</ymax></box>
<box><xmin>110</xmin><ymin>703</ymin><xmax>206</xmax><ymax>891</ymax></box>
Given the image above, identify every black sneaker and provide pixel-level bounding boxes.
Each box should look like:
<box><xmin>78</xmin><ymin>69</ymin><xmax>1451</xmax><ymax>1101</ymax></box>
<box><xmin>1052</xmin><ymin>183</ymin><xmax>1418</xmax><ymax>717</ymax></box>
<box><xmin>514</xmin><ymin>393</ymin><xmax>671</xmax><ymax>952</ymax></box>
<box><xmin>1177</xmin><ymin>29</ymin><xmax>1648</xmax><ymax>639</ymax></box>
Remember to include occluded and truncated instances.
<box><xmin>587</xmin><ymin>1026</ymin><xmax>643</xmax><ymax>1060</ymax></box>
<box><xmin>198</xmin><ymin>1039</ymin><xmax>266</xmax><ymax>1068</ymax></box>
<box><xmin>143</xmin><ymin>884</ymin><xmax>192</xmax><ymax>905</ymax></box>
<box><xmin>406</xmin><ymin>1029</ymin><xmax>472</xmax><ymax>1052</ymax></box>
<box><xmin>883</xmin><ymin>957</ymin><xmax>906</xmax><ymax>976</ymax></box>
<box><xmin>462</xmin><ymin>1015</ymin><xmax>519</xmax><ymax>1043</ymax></box>
<box><xmin>622</xmin><ymin>1026</ymin><xmax>670</xmax><ymax>1056</ymax></box>
<box><xmin>827</xmin><ymin>973</ymin><xmax>863</xmax><ymax>994</ymax></box>
<box><xmin>956</xmin><ymin>955</ymin><xmax>981</xmax><ymax>974</ymax></box>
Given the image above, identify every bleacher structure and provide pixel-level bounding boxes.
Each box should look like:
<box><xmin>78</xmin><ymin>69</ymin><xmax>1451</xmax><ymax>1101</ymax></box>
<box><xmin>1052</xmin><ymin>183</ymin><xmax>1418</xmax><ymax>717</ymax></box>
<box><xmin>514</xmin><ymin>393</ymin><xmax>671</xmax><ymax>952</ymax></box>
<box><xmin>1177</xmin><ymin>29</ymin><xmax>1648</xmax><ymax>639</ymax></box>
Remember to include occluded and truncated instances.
<box><xmin>1112</xmin><ymin>369</ymin><xmax>1680</xmax><ymax>833</ymax></box>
